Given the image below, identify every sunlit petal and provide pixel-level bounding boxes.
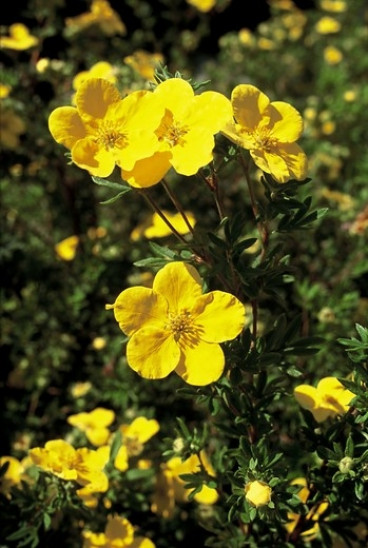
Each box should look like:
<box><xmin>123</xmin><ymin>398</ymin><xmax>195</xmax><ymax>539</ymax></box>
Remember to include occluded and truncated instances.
<box><xmin>127</xmin><ymin>328</ymin><xmax>180</xmax><ymax>379</ymax></box>
<box><xmin>113</xmin><ymin>287</ymin><xmax>168</xmax><ymax>335</ymax></box>
<box><xmin>153</xmin><ymin>262</ymin><xmax>203</xmax><ymax>312</ymax></box>
<box><xmin>192</xmin><ymin>291</ymin><xmax>246</xmax><ymax>342</ymax></box>
<box><xmin>175</xmin><ymin>339</ymin><xmax>224</xmax><ymax>385</ymax></box>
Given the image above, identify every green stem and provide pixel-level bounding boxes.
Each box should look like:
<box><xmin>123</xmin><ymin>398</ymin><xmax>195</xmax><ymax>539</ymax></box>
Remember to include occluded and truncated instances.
<box><xmin>161</xmin><ymin>178</ymin><xmax>195</xmax><ymax>236</ymax></box>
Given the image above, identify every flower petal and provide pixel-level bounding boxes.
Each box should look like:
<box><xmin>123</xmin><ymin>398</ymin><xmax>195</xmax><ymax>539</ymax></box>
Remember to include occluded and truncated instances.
<box><xmin>192</xmin><ymin>290</ymin><xmax>246</xmax><ymax>342</ymax></box>
<box><xmin>170</xmin><ymin>127</ymin><xmax>216</xmax><ymax>175</ymax></box>
<box><xmin>188</xmin><ymin>91</ymin><xmax>233</xmax><ymax>133</ymax></box>
<box><xmin>153</xmin><ymin>78</ymin><xmax>194</xmax><ymax>118</ymax></box>
<box><xmin>277</xmin><ymin>143</ymin><xmax>308</xmax><ymax>180</ymax></box>
<box><xmin>72</xmin><ymin>137</ymin><xmax>115</xmax><ymax>177</ymax></box>
<box><xmin>153</xmin><ymin>262</ymin><xmax>203</xmax><ymax>312</ymax></box>
<box><xmin>260</xmin><ymin>149</ymin><xmax>291</xmax><ymax>182</ymax></box>
<box><xmin>113</xmin><ymin>286</ymin><xmax>168</xmax><ymax>336</ymax></box>
<box><xmin>231</xmin><ymin>84</ymin><xmax>270</xmax><ymax>131</ymax></box>
<box><xmin>124</xmin><ymin>417</ymin><xmax>160</xmax><ymax>444</ymax></box>
<box><xmin>48</xmin><ymin>107</ymin><xmax>86</xmax><ymax>150</ymax></box>
<box><xmin>268</xmin><ymin>101</ymin><xmax>304</xmax><ymax>142</ymax></box>
<box><xmin>126</xmin><ymin>327</ymin><xmax>180</xmax><ymax>379</ymax></box>
<box><xmin>175</xmin><ymin>339</ymin><xmax>224</xmax><ymax>385</ymax></box>
<box><xmin>294</xmin><ymin>385</ymin><xmax>319</xmax><ymax>411</ymax></box>
<box><xmin>76</xmin><ymin>78</ymin><xmax>121</xmax><ymax>120</ymax></box>
<box><xmin>121</xmin><ymin>151</ymin><xmax>172</xmax><ymax>187</ymax></box>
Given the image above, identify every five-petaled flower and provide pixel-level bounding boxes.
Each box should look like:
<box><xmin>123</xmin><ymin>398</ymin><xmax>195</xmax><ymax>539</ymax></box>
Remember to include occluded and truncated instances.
<box><xmin>121</xmin><ymin>78</ymin><xmax>233</xmax><ymax>187</ymax></box>
<box><xmin>294</xmin><ymin>376</ymin><xmax>356</xmax><ymax>422</ymax></box>
<box><xmin>114</xmin><ymin>416</ymin><xmax>160</xmax><ymax>472</ymax></box>
<box><xmin>222</xmin><ymin>84</ymin><xmax>308</xmax><ymax>183</ymax></box>
<box><xmin>48</xmin><ymin>78</ymin><xmax>165</xmax><ymax>178</ymax></box>
<box><xmin>67</xmin><ymin>407</ymin><xmax>115</xmax><ymax>446</ymax></box>
<box><xmin>82</xmin><ymin>515</ymin><xmax>155</xmax><ymax>548</ymax></box>
<box><xmin>107</xmin><ymin>261</ymin><xmax>246</xmax><ymax>386</ymax></box>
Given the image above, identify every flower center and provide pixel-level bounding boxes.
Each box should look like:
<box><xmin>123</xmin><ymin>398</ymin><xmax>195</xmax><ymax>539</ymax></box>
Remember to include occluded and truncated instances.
<box><xmin>254</xmin><ymin>129</ymin><xmax>278</xmax><ymax>152</ymax></box>
<box><xmin>168</xmin><ymin>310</ymin><xmax>193</xmax><ymax>339</ymax></box>
<box><xmin>125</xmin><ymin>436</ymin><xmax>144</xmax><ymax>457</ymax></box>
<box><xmin>95</xmin><ymin>121</ymin><xmax>126</xmax><ymax>150</ymax></box>
<box><xmin>157</xmin><ymin>111</ymin><xmax>188</xmax><ymax>147</ymax></box>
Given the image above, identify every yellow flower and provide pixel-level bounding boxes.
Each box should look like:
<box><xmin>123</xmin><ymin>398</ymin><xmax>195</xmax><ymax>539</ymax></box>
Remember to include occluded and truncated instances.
<box><xmin>294</xmin><ymin>377</ymin><xmax>356</xmax><ymax>422</ymax></box>
<box><xmin>0</xmin><ymin>109</ymin><xmax>25</xmax><ymax>149</ymax></box>
<box><xmin>320</xmin><ymin>188</ymin><xmax>355</xmax><ymax>211</ymax></box>
<box><xmin>92</xmin><ymin>336</ymin><xmax>107</xmax><ymax>350</ymax></box>
<box><xmin>70</xmin><ymin>381</ymin><xmax>92</xmax><ymax>398</ymax></box>
<box><xmin>244</xmin><ymin>480</ymin><xmax>272</xmax><ymax>508</ymax></box>
<box><xmin>285</xmin><ymin>478</ymin><xmax>329</xmax><ymax>539</ymax></box>
<box><xmin>124</xmin><ymin>50</ymin><xmax>164</xmax><ymax>81</ymax></box>
<box><xmin>151</xmin><ymin>451</ymin><xmax>218</xmax><ymax>518</ymax></box>
<box><xmin>29</xmin><ymin>440</ymin><xmax>110</xmax><ymax>498</ymax></box>
<box><xmin>65</xmin><ymin>0</ymin><xmax>126</xmax><ymax>36</ymax></box>
<box><xmin>67</xmin><ymin>408</ymin><xmax>115</xmax><ymax>446</ymax></box>
<box><xmin>73</xmin><ymin>61</ymin><xmax>117</xmax><ymax>92</ymax></box>
<box><xmin>315</xmin><ymin>16</ymin><xmax>341</xmax><ymax>34</ymax></box>
<box><xmin>0</xmin><ymin>83</ymin><xmax>11</xmax><ymax>98</ymax></box>
<box><xmin>343</xmin><ymin>90</ymin><xmax>357</xmax><ymax>102</ymax></box>
<box><xmin>186</xmin><ymin>0</ymin><xmax>216</xmax><ymax>12</ymax></box>
<box><xmin>121</xmin><ymin>78</ymin><xmax>233</xmax><ymax>187</ymax></box>
<box><xmin>222</xmin><ymin>84</ymin><xmax>308</xmax><ymax>183</ymax></box>
<box><xmin>320</xmin><ymin>0</ymin><xmax>346</xmax><ymax>12</ymax></box>
<box><xmin>48</xmin><ymin>78</ymin><xmax>165</xmax><ymax>178</ymax></box>
<box><xmin>324</xmin><ymin>46</ymin><xmax>343</xmax><ymax>65</ymax></box>
<box><xmin>0</xmin><ymin>456</ymin><xmax>25</xmax><ymax>496</ymax></box>
<box><xmin>83</xmin><ymin>515</ymin><xmax>155</xmax><ymax>548</ymax></box>
<box><xmin>130</xmin><ymin>210</ymin><xmax>196</xmax><ymax>241</ymax></box>
<box><xmin>114</xmin><ymin>417</ymin><xmax>159</xmax><ymax>472</ymax></box>
<box><xmin>321</xmin><ymin>120</ymin><xmax>336</xmax><ymax>135</ymax></box>
<box><xmin>257</xmin><ymin>37</ymin><xmax>277</xmax><ymax>50</ymax></box>
<box><xmin>54</xmin><ymin>235</ymin><xmax>80</xmax><ymax>261</ymax></box>
<box><xmin>238</xmin><ymin>29</ymin><xmax>255</xmax><ymax>47</ymax></box>
<box><xmin>0</xmin><ymin>23</ymin><xmax>39</xmax><ymax>50</ymax></box>
<box><xmin>107</xmin><ymin>261</ymin><xmax>246</xmax><ymax>386</ymax></box>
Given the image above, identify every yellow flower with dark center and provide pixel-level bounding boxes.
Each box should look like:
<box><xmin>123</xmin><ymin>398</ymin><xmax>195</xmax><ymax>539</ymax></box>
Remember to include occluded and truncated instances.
<box><xmin>294</xmin><ymin>377</ymin><xmax>356</xmax><ymax>422</ymax></box>
<box><xmin>124</xmin><ymin>50</ymin><xmax>164</xmax><ymax>81</ymax></box>
<box><xmin>54</xmin><ymin>235</ymin><xmax>80</xmax><ymax>261</ymax></box>
<box><xmin>67</xmin><ymin>407</ymin><xmax>115</xmax><ymax>446</ymax></box>
<box><xmin>0</xmin><ymin>23</ymin><xmax>39</xmax><ymax>50</ymax></box>
<box><xmin>244</xmin><ymin>480</ymin><xmax>272</xmax><ymax>507</ymax></box>
<box><xmin>121</xmin><ymin>78</ymin><xmax>233</xmax><ymax>187</ymax></box>
<box><xmin>65</xmin><ymin>0</ymin><xmax>126</xmax><ymax>36</ymax></box>
<box><xmin>222</xmin><ymin>84</ymin><xmax>308</xmax><ymax>183</ymax></box>
<box><xmin>48</xmin><ymin>78</ymin><xmax>165</xmax><ymax>178</ymax></box>
<box><xmin>107</xmin><ymin>261</ymin><xmax>246</xmax><ymax>386</ymax></box>
<box><xmin>114</xmin><ymin>416</ymin><xmax>159</xmax><ymax>471</ymax></box>
<box><xmin>285</xmin><ymin>477</ymin><xmax>329</xmax><ymax>539</ymax></box>
<box><xmin>0</xmin><ymin>109</ymin><xmax>25</xmax><ymax>149</ymax></box>
<box><xmin>130</xmin><ymin>210</ymin><xmax>196</xmax><ymax>241</ymax></box>
<box><xmin>83</xmin><ymin>515</ymin><xmax>155</xmax><ymax>548</ymax></box>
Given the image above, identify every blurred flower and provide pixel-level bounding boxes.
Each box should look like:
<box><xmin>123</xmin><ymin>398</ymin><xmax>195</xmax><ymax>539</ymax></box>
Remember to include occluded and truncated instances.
<box><xmin>285</xmin><ymin>478</ymin><xmax>328</xmax><ymax>539</ymax></box>
<box><xmin>54</xmin><ymin>235</ymin><xmax>80</xmax><ymax>261</ymax></box>
<box><xmin>343</xmin><ymin>89</ymin><xmax>357</xmax><ymax>102</ymax></box>
<box><xmin>83</xmin><ymin>515</ymin><xmax>155</xmax><ymax>548</ymax></box>
<box><xmin>320</xmin><ymin>188</ymin><xmax>355</xmax><ymax>211</ymax></box>
<box><xmin>130</xmin><ymin>210</ymin><xmax>196</xmax><ymax>241</ymax></box>
<box><xmin>36</xmin><ymin>58</ymin><xmax>50</xmax><ymax>73</ymax></box>
<box><xmin>124</xmin><ymin>50</ymin><xmax>164</xmax><ymax>81</ymax></box>
<box><xmin>65</xmin><ymin>0</ymin><xmax>126</xmax><ymax>36</ymax></box>
<box><xmin>244</xmin><ymin>480</ymin><xmax>272</xmax><ymax>508</ymax></box>
<box><xmin>87</xmin><ymin>226</ymin><xmax>108</xmax><ymax>239</ymax></box>
<box><xmin>114</xmin><ymin>416</ymin><xmax>159</xmax><ymax>471</ymax></box>
<box><xmin>29</xmin><ymin>440</ymin><xmax>110</xmax><ymax>499</ymax></box>
<box><xmin>49</xmin><ymin>78</ymin><xmax>165</xmax><ymax>178</ymax></box>
<box><xmin>152</xmin><ymin>451</ymin><xmax>218</xmax><ymax>518</ymax></box>
<box><xmin>0</xmin><ymin>109</ymin><xmax>25</xmax><ymax>149</ymax></box>
<box><xmin>317</xmin><ymin>306</ymin><xmax>336</xmax><ymax>323</ymax></box>
<box><xmin>186</xmin><ymin>0</ymin><xmax>216</xmax><ymax>12</ymax></box>
<box><xmin>323</xmin><ymin>45</ymin><xmax>343</xmax><ymax>65</ymax></box>
<box><xmin>0</xmin><ymin>83</ymin><xmax>11</xmax><ymax>98</ymax></box>
<box><xmin>294</xmin><ymin>377</ymin><xmax>356</xmax><ymax>422</ymax></box>
<box><xmin>92</xmin><ymin>336</ymin><xmax>107</xmax><ymax>350</ymax></box>
<box><xmin>107</xmin><ymin>261</ymin><xmax>246</xmax><ymax>386</ymax></box>
<box><xmin>70</xmin><ymin>381</ymin><xmax>92</xmax><ymax>398</ymax></box>
<box><xmin>121</xmin><ymin>77</ymin><xmax>232</xmax><ymax>187</ymax></box>
<box><xmin>67</xmin><ymin>407</ymin><xmax>115</xmax><ymax>446</ymax></box>
<box><xmin>348</xmin><ymin>205</ymin><xmax>368</xmax><ymax>235</ymax></box>
<box><xmin>0</xmin><ymin>23</ymin><xmax>39</xmax><ymax>50</ymax></box>
<box><xmin>72</xmin><ymin>61</ymin><xmax>117</xmax><ymax>98</ymax></box>
<box><xmin>238</xmin><ymin>28</ymin><xmax>255</xmax><ymax>47</ymax></box>
<box><xmin>0</xmin><ymin>456</ymin><xmax>25</xmax><ymax>497</ymax></box>
<box><xmin>222</xmin><ymin>84</ymin><xmax>308</xmax><ymax>183</ymax></box>
<box><xmin>321</xmin><ymin>120</ymin><xmax>336</xmax><ymax>135</ymax></box>
<box><xmin>257</xmin><ymin>37</ymin><xmax>276</xmax><ymax>50</ymax></box>
<box><xmin>269</xmin><ymin>0</ymin><xmax>296</xmax><ymax>10</ymax></box>
<box><xmin>315</xmin><ymin>16</ymin><xmax>341</xmax><ymax>34</ymax></box>
<box><xmin>320</xmin><ymin>0</ymin><xmax>347</xmax><ymax>12</ymax></box>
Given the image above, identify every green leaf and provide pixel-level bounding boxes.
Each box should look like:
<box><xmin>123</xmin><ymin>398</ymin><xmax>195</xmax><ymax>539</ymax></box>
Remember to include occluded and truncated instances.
<box><xmin>92</xmin><ymin>176</ymin><xmax>131</xmax><ymax>191</ymax></box>
<box><xmin>99</xmin><ymin>189</ymin><xmax>132</xmax><ymax>204</ymax></box>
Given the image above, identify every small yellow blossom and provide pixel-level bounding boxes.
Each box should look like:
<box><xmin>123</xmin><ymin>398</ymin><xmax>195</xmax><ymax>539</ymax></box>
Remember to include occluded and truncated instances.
<box><xmin>320</xmin><ymin>0</ymin><xmax>346</xmax><ymax>12</ymax></box>
<box><xmin>92</xmin><ymin>336</ymin><xmax>107</xmax><ymax>350</ymax></box>
<box><xmin>244</xmin><ymin>480</ymin><xmax>272</xmax><ymax>508</ymax></box>
<box><xmin>238</xmin><ymin>28</ymin><xmax>255</xmax><ymax>47</ymax></box>
<box><xmin>0</xmin><ymin>456</ymin><xmax>25</xmax><ymax>497</ymax></box>
<box><xmin>269</xmin><ymin>0</ymin><xmax>296</xmax><ymax>10</ymax></box>
<box><xmin>349</xmin><ymin>206</ymin><xmax>368</xmax><ymax>235</ymax></box>
<box><xmin>0</xmin><ymin>23</ymin><xmax>39</xmax><ymax>50</ymax></box>
<box><xmin>71</xmin><ymin>381</ymin><xmax>92</xmax><ymax>398</ymax></box>
<box><xmin>124</xmin><ymin>50</ymin><xmax>164</xmax><ymax>81</ymax></box>
<box><xmin>222</xmin><ymin>84</ymin><xmax>308</xmax><ymax>183</ymax></box>
<box><xmin>36</xmin><ymin>58</ymin><xmax>50</xmax><ymax>73</ymax></box>
<box><xmin>87</xmin><ymin>226</ymin><xmax>108</xmax><ymax>239</ymax></box>
<box><xmin>315</xmin><ymin>16</ymin><xmax>341</xmax><ymax>34</ymax></box>
<box><xmin>114</xmin><ymin>417</ymin><xmax>159</xmax><ymax>471</ymax></box>
<box><xmin>321</xmin><ymin>120</ymin><xmax>336</xmax><ymax>135</ymax></box>
<box><xmin>73</xmin><ymin>62</ymin><xmax>117</xmax><ymax>94</ymax></box>
<box><xmin>320</xmin><ymin>188</ymin><xmax>355</xmax><ymax>211</ymax></box>
<box><xmin>29</xmin><ymin>440</ymin><xmax>110</xmax><ymax>499</ymax></box>
<box><xmin>0</xmin><ymin>109</ymin><xmax>25</xmax><ymax>149</ymax></box>
<box><xmin>121</xmin><ymin>78</ymin><xmax>232</xmax><ymax>187</ymax></box>
<box><xmin>49</xmin><ymin>78</ymin><xmax>165</xmax><ymax>178</ymax></box>
<box><xmin>257</xmin><ymin>37</ymin><xmax>276</xmax><ymax>50</ymax></box>
<box><xmin>343</xmin><ymin>90</ymin><xmax>357</xmax><ymax>102</ymax></box>
<box><xmin>324</xmin><ymin>45</ymin><xmax>343</xmax><ymax>65</ymax></box>
<box><xmin>0</xmin><ymin>83</ymin><xmax>11</xmax><ymax>98</ymax></box>
<box><xmin>151</xmin><ymin>451</ymin><xmax>218</xmax><ymax>518</ymax></box>
<box><xmin>186</xmin><ymin>0</ymin><xmax>216</xmax><ymax>12</ymax></box>
<box><xmin>67</xmin><ymin>408</ymin><xmax>115</xmax><ymax>446</ymax></box>
<box><xmin>130</xmin><ymin>210</ymin><xmax>196</xmax><ymax>241</ymax></box>
<box><xmin>83</xmin><ymin>515</ymin><xmax>155</xmax><ymax>548</ymax></box>
<box><xmin>285</xmin><ymin>478</ymin><xmax>329</xmax><ymax>539</ymax></box>
<box><xmin>107</xmin><ymin>261</ymin><xmax>246</xmax><ymax>386</ymax></box>
<box><xmin>294</xmin><ymin>377</ymin><xmax>356</xmax><ymax>422</ymax></box>
<box><xmin>65</xmin><ymin>0</ymin><xmax>126</xmax><ymax>36</ymax></box>
<box><xmin>54</xmin><ymin>235</ymin><xmax>80</xmax><ymax>261</ymax></box>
